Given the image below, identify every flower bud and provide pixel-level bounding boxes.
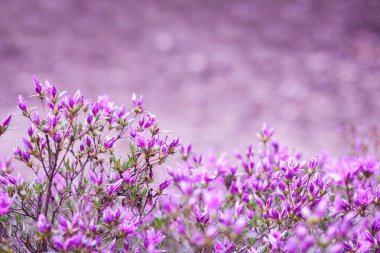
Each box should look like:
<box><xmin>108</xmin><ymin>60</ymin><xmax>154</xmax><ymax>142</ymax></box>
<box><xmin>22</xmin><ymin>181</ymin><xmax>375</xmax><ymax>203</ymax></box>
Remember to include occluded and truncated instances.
<box><xmin>33</xmin><ymin>77</ymin><xmax>42</xmax><ymax>94</ymax></box>
<box><xmin>1</xmin><ymin>115</ymin><xmax>11</xmax><ymax>129</ymax></box>
<box><xmin>17</xmin><ymin>95</ymin><xmax>27</xmax><ymax>113</ymax></box>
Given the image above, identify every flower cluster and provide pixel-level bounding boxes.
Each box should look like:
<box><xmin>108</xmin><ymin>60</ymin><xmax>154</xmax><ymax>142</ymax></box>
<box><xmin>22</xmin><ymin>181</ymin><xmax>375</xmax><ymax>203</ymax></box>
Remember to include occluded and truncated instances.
<box><xmin>155</xmin><ymin>127</ymin><xmax>380</xmax><ymax>252</ymax></box>
<box><xmin>0</xmin><ymin>79</ymin><xmax>179</xmax><ymax>252</ymax></box>
<box><xmin>0</xmin><ymin>80</ymin><xmax>380</xmax><ymax>253</ymax></box>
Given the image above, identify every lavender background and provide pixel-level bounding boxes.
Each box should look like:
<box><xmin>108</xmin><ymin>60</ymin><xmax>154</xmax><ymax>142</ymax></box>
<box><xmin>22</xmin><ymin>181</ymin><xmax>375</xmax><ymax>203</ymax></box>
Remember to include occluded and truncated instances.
<box><xmin>1</xmin><ymin>0</ymin><xmax>380</xmax><ymax>157</ymax></box>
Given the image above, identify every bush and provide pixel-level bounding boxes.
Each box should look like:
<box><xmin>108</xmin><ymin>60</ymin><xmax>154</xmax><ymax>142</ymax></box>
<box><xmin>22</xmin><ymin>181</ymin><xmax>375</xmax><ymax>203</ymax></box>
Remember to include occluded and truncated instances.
<box><xmin>0</xmin><ymin>79</ymin><xmax>379</xmax><ymax>253</ymax></box>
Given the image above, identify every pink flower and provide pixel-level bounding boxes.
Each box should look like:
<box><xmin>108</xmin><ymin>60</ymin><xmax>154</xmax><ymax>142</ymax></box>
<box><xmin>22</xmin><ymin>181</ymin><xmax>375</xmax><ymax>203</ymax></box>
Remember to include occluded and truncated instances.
<box><xmin>37</xmin><ymin>214</ymin><xmax>52</xmax><ymax>233</ymax></box>
<box><xmin>33</xmin><ymin>76</ymin><xmax>42</xmax><ymax>94</ymax></box>
<box><xmin>104</xmin><ymin>136</ymin><xmax>116</xmax><ymax>149</ymax></box>
<box><xmin>0</xmin><ymin>189</ymin><xmax>13</xmax><ymax>215</ymax></box>
<box><xmin>1</xmin><ymin>115</ymin><xmax>11</xmax><ymax>129</ymax></box>
<box><xmin>135</xmin><ymin>132</ymin><xmax>147</xmax><ymax>149</ymax></box>
<box><xmin>106</xmin><ymin>179</ymin><xmax>123</xmax><ymax>195</ymax></box>
<box><xmin>265</xmin><ymin>230</ymin><xmax>286</xmax><ymax>251</ymax></box>
<box><xmin>17</xmin><ymin>95</ymin><xmax>27</xmax><ymax>112</ymax></box>
<box><xmin>233</xmin><ymin>217</ymin><xmax>247</xmax><ymax>235</ymax></box>
<box><xmin>354</xmin><ymin>184</ymin><xmax>373</xmax><ymax>207</ymax></box>
<box><xmin>203</xmin><ymin>189</ymin><xmax>223</xmax><ymax>211</ymax></box>
<box><xmin>144</xmin><ymin>228</ymin><xmax>165</xmax><ymax>248</ymax></box>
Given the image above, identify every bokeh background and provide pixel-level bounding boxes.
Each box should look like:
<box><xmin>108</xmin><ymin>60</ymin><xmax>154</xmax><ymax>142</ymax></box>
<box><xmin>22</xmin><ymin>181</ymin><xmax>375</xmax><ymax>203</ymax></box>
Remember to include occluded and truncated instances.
<box><xmin>1</xmin><ymin>0</ymin><xmax>380</xmax><ymax>157</ymax></box>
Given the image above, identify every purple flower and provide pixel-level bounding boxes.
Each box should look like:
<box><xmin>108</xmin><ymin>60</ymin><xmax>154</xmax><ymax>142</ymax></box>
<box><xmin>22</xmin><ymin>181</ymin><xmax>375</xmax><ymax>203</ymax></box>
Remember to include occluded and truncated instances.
<box><xmin>169</xmin><ymin>137</ymin><xmax>180</xmax><ymax>149</ymax></box>
<box><xmin>354</xmin><ymin>184</ymin><xmax>373</xmax><ymax>207</ymax></box>
<box><xmin>103</xmin><ymin>207</ymin><xmax>116</xmax><ymax>224</ymax></box>
<box><xmin>144</xmin><ymin>228</ymin><xmax>165</xmax><ymax>248</ymax></box>
<box><xmin>308</xmin><ymin>155</ymin><xmax>319</xmax><ymax>171</ymax></box>
<box><xmin>148</xmin><ymin>137</ymin><xmax>155</xmax><ymax>149</ymax></box>
<box><xmin>123</xmin><ymin>170</ymin><xmax>137</xmax><ymax>185</ymax></box>
<box><xmin>32</xmin><ymin>111</ymin><xmax>41</xmax><ymax>125</ymax></box>
<box><xmin>22</xmin><ymin>137</ymin><xmax>33</xmax><ymax>150</ymax></box>
<box><xmin>233</xmin><ymin>217</ymin><xmax>246</xmax><ymax>235</ymax></box>
<box><xmin>17</xmin><ymin>95</ymin><xmax>27</xmax><ymax>113</ymax></box>
<box><xmin>45</xmin><ymin>82</ymin><xmax>57</xmax><ymax>98</ymax></box>
<box><xmin>194</xmin><ymin>206</ymin><xmax>210</xmax><ymax>224</ymax></box>
<box><xmin>109</xmin><ymin>238</ymin><xmax>117</xmax><ymax>251</ymax></box>
<box><xmin>90</xmin><ymin>170</ymin><xmax>103</xmax><ymax>186</ymax></box>
<box><xmin>330</xmin><ymin>194</ymin><xmax>351</xmax><ymax>216</ymax></box>
<box><xmin>124</xmin><ymin>238</ymin><xmax>130</xmax><ymax>251</ymax></box>
<box><xmin>119</xmin><ymin>221</ymin><xmax>137</xmax><ymax>235</ymax></box>
<box><xmin>135</xmin><ymin>132</ymin><xmax>147</xmax><ymax>149</ymax></box>
<box><xmin>0</xmin><ymin>176</ymin><xmax>8</xmax><ymax>185</ymax></box>
<box><xmin>1</xmin><ymin>115</ymin><xmax>11</xmax><ymax>129</ymax></box>
<box><xmin>0</xmin><ymin>189</ymin><xmax>13</xmax><ymax>215</ymax></box>
<box><xmin>283</xmin><ymin>158</ymin><xmax>300</xmax><ymax>180</ymax></box>
<box><xmin>364</xmin><ymin>231</ymin><xmax>376</xmax><ymax>245</ymax></box>
<box><xmin>104</xmin><ymin>136</ymin><xmax>116</xmax><ymax>149</ymax></box>
<box><xmin>218</xmin><ymin>209</ymin><xmax>233</xmax><ymax>226</ymax></box>
<box><xmin>132</xmin><ymin>93</ymin><xmax>144</xmax><ymax>112</ymax></box>
<box><xmin>7</xmin><ymin>175</ymin><xmax>17</xmax><ymax>185</ymax></box>
<box><xmin>53</xmin><ymin>173</ymin><xmax>66</xmax><ymax>192</ymax></box>
<box><xmin>257</xmin><ymin>123</ymin><xmax>274</xmax><ymax>142</ymax></box>
<box><xmin>27</xmin><ymin>125</ymin><xmax>34</xmax><ymax>137</ymax></box>
<box><xmin>180</xmin><ymin>143</ymin><xmax>192</xmax><ymax>157</ymax></box>
<box><xmin>53</xmin><ymin>132</ymin><xmax>63</xmax><ymax>143</ymax></box>
<box><xmin>89</xmin><ymin>170</ymin><xmax>97</xmax><ymax>184</ymax></box>
<box><xmin>37</xmin><ymin>214</ymin><xmax>52</xmax><ymax>233</ymax></box>
<box><xmin>254</xmin><ymin>194</ymin><xmax>265</xmax><ymax>208</ymax></box>
<box><xmin>265</xmin><ymin>230</ymin><xmax>286</xmax><ymax>252</ymax></box>
<box><xmin>106</xmin><ymin>179</ymin><xmax>123</xmax><ymax>195</ymax></box>
<box><xmin>203</xmin><ymin>189</ymin><xmax>223</xmax><ymax>210</ymax></box>
<box><xmin>86</xmin><ymin>114</ymin><xmax>93</xmax><ymax>124</ymax></box>
<box><xmin>159</xmin><ymin>179</ymin><xmax>172</xmax><ymax>192</ymax></box>
<box><xmin>117</xmin><ymin>105</ymin><xmax>127</xmax><ymax>119</ymax></box>
<box><xmin>57</xmin><ymin>215</ymin><xmax>69</xmax><ymax>231</ymax></box>
<box><xmin>66</xmin><ymin>233</ymin><xmax>84</xmax><ymax>250</ymax></box>
<box><xmin>53</xmin><ymin>236</ymin><xmax>65</xmax><ymax>250</ymax></box>
<box><xmin>33</xmin><ymin>77</ymin><xmax>42</xmax><ymax>94</ymax></box>
<box><xmin>215</xmin><ymin>238</ymin><xmax>234</xmax><ymax>253</ymax></box>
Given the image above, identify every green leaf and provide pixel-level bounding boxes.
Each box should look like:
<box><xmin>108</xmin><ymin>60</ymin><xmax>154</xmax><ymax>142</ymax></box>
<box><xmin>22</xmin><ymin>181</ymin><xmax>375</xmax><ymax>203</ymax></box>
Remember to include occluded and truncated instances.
<box><xmin>129</xmin><ymin>142</ymin><xmax>135</xmax><ymax>153</ymax></box>
<box><xmin>33</xmin><ymin>182</ymin><xmax>44</xmax><ymax>194</ymax></box>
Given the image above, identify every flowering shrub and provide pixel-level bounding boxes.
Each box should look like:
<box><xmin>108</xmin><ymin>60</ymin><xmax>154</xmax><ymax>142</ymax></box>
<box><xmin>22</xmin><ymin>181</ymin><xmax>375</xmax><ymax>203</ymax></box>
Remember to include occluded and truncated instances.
<box><xmin>0</xmin><ymin>79</ymin><xmax>380</xmax><ymax>253</ymax></box>
<box><xmin>0</xmin><ymin>79</ymin><xmax>178</xmax><ymax>252</ymax></box>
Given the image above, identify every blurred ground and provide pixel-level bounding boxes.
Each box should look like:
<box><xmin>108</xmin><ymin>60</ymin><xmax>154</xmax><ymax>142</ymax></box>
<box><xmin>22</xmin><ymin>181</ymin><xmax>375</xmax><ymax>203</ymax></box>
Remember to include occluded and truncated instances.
<box><xmin>1</xmin><ymin>0</ymin><xmax>380</xmax><ymax>158</ymax></box>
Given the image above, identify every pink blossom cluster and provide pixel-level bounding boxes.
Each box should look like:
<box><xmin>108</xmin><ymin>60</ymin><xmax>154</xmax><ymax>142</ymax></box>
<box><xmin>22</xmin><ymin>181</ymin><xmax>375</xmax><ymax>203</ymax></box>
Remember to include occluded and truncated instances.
<box><xmin>0</xmin><ymin>80</ymin><xmax>380</xmax><ymax>253</ymax></box>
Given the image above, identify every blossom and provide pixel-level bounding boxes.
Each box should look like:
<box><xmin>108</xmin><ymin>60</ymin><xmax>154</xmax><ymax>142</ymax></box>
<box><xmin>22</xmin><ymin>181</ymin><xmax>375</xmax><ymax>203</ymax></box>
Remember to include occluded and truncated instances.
<box><xmin>22</xmin><ymin>137</ymin><xmax>33</xmax><ymax>150</ymax></box>
<box><xmin>233</xmin><ymin>217</ymin><xmax>247</xmax><ymax>235</ymax></box>
<box><xmin>265</xmin><ymin>230</ymin><xmax>286</xmax><ymax>252</ymax></box>
<box><xmin>37</xmin><ymin>214</ymin><xmax>52</xmax><ymax>233</ymax></box>
<box><xmin>330</xmin><ymin>194</ymin><xmax>351</xmax><ymax>216</ymax></box>
<box><xmin>17</xmin><ymin>95</ymin><xmax>27</xmax><ymax>112</ymax></box>
<box><xmin>1</xmin><ymin>115</ymin><xmax>11</xmax><ymax>129</ymax></box>
<box><xmin>33</xmin><ymin>77</ymin><xmax>42</xmax><ymax>94</ymax></box>
<box><xmin>203</xmin><ymin>189</ymin><xmax>223</xmax><ymax>210</ymax></box>
<box><xmin>135</xmin><ymin>132</ymin><xmax>147</xmax><ymax>149</ymax></box>
<box><xmin>4</xmin><ymin>79</ymin><xmax>380</xmax><ymax>253</ymax></box>
<box><xmin>106</xmin><ymin>179</ymin><xmax>123</xmax><ymax>195</ymax></box>
<box><xmin>144</xmin><ymin>228</ymin><xmax>165</xmax><ymax>248</ymax></box>
<box><xmin>103</xmin><ymin>207</ymin><xmax>116</xmax><ymax>224</ymax></box>
<box><xmin>257</xmin><ymin>123</ymin><xmax>274</xmax><ymax>142</ymax></box>
<box><xmin>215</xmin><ymin>237</ymin><xmax>234</xmax><ymax>253</ymax></box>
<box><xmin>132</xmin><ymin>93</ymin><xmax>144</xmax><ymax>112</ymax></box>
<box><xmin>354</xmin><ymin>184</ymin><xmax>373</xmax><ymax>207</ymax></box>
<box><xmin>159</xmin><ymin>179</ymin><xmax>171</xmax><ymax>192</ymax></box>
<box><xmin>0</xmin><ymin>189</ymin><xmax>13</xmax><ymax>215</ymax></box>
<box><xmin>308</xmin><ymin>155</ymin><xmax>319</xmax><ymax>171</ymax></box>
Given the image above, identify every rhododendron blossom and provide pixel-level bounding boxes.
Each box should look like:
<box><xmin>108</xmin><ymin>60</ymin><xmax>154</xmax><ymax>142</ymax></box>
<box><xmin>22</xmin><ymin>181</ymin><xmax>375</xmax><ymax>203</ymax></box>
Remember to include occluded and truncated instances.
<box><xmin>0</xmin><ymin>79</ymin><xmax>380</xmax><ymax>253</ymax></box>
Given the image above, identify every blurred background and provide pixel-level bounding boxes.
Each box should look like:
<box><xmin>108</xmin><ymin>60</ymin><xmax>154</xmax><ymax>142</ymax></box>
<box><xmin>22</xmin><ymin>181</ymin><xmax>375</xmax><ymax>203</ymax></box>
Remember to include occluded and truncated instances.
<box><xmin>1</xmin><ymin>0</ymin><xmax>380</xmax><ymax>157</ymax></box>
